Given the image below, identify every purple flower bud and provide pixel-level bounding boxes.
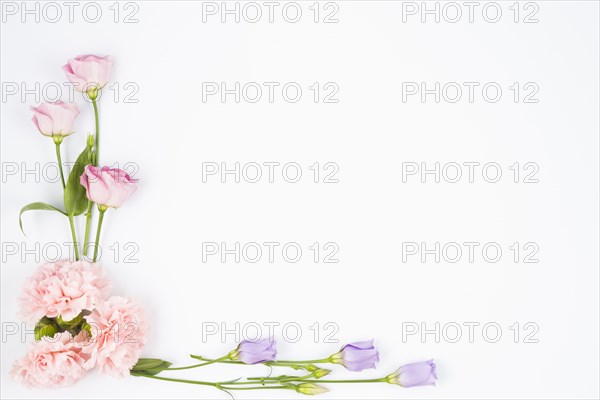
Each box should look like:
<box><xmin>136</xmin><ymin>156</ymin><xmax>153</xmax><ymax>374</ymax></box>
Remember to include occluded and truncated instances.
<box><xmin>386</xmin><ymin>359</ymin><xmax>437</xmax><ymax>387</ymax></box>
<box><xmin>231</xmin><ymin>339</ymin><xmax>277</xmax><ymax>364</ymax></box>
<box><xmin>330</xmin><ymin>339</ymin><xmax>379</xmax><ymax>371</ymax></box>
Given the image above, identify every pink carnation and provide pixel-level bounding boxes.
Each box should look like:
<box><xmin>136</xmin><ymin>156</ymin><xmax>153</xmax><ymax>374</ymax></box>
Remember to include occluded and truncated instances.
<box><xmin>11</xmin><ymin>332</ymin><xmax>90</xmax><ymax>388</ymax></box>
<box><xmin>19</xmin><ymin>259</ymin><xmax>111</xmax><ymax>324</ymax></box>
<box><xmin>82</xmin><ymin>296</ymin><xmax>148</xmax><ymax>377</ymax></box>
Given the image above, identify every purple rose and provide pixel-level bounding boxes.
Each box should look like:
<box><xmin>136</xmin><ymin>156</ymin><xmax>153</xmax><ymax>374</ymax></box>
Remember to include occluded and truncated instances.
<box><xmin>386</xmin><ymin>359</ymin><xmax>437</xmax><ymax>387</ymax></box>
<box><xmin>231</xmin><ymin>339</ymin><xmax>277</xmax><ymax>364</ymax></box>
<box><xmin>330</xmin><ymin>339</ymin><xmax>379</xmax><ymax>371</ymax></box>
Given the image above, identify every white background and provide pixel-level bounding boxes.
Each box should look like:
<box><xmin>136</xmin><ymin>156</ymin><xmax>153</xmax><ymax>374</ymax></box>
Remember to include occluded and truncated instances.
<box><xmin>1</xmin><ymin>1</ymin><xmax>599</xmax><ymax>399</ymax></box>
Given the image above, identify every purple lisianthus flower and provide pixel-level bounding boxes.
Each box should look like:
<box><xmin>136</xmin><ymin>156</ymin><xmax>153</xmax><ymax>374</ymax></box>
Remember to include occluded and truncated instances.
<box><xmin>231</xmin><ymin>339</ymin><xmax>277</xmax><ymax>364</ymax></box>
<box><xmin>330</xmin><ymin>339</ymin><xmax>379</xmax><ymax>371</ymax></box>
<box><xmin>386</xmin><ymin>359</ymin><xmax>437</xmax><ymax>387</ymax></box>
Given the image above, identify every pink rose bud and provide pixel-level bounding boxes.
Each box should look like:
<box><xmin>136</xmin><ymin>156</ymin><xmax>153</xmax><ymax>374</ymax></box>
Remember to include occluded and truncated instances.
<box><xmin>62</xmin><ymin>54</ymin><xmax>112</xmax><ymax>98</ymax></box>
<box><xmin>30</xmin><ymin>101</ymin><xmax>80</xmax><ymax>139</ymax></box>
<box><xmin>80</xmin><ymin>165</ymin><xmax>138</xmax><ymax>208</ymax></box>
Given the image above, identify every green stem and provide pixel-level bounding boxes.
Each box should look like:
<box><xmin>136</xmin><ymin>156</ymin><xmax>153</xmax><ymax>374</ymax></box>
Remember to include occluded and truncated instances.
<box><xmin>190</xmin><ymin>355</ymin><xmax>330</xmax><ymax>368</ymax></box>
<box><xmin>54</xmin><ymin>142</ymin><xmax>66</xmax><ymax>189</ymax></box>
<box><xmin>68</xmin><ymin>215</ymin><xmax>80</xmax><ymax>261</ymax></box>
<box><xmin>166</xmin><ymin>355</ymin><xmax>230</xmax><ymax>371</ymax></box>
<box><xmin>82</xmin><ymin>201</ymin><xmax>93</xmax><ymax>256</ymax></box>
<box><xmin>248</xmin><ymin>372</ymin><xmax>316</xmax><ymax>382</ymax></box>
<box><xmin>134</xmin><ymin>374</ymin><xmax>291</xmax><ymax>391</ymax></box>
<box><xmin>134</xmin><ymin>374</ymin><xmax>220</xmax><ymax>388</ymax></box>
<box><xmin>84</xmin><ymin>98</ymin><xmax>100</xmax><ymax>254</ymax></box>
<box><xmin>220</xmin><ymin>386</ymin><xmax>290</xmax><ymax>390</ymax></box>
<box><xmin>275</xmin><ymin>358</ymin><xmax>332</xmax><ymax>365</ymax></box>
<box><xmin>294</xmin><ymin>378</ymin><xmax>386</xmax><ymax>384</ymax></box>
<box><xmin>55</xmin><ymin>139</ymin><xmax>79</xmax><ymax>260</ymax></box>
<box><xmin>92</xmin><ymin>208</ymin><xmax>106</xmax><ymax>262</ymax></box>
<box><xmin>92</xmin><ymin>97</ymin><xmax>99</xmax><ymax>166</ymax></box>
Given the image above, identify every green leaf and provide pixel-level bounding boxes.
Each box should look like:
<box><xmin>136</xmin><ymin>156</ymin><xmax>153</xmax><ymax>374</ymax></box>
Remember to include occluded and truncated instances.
<box><xmin>80</xmin><ymin>321</ymin><xmax>92</xmax><ymax>337</ymax></box>
<box><xmin>130</xmin><ymin>359</ymin><xmax>173</xmax><ymax>376</ymax></box>
<box><xmin>143</xmin><ymin>361</ymin><xmax>173</xmax><ymax>375</ymax></box>
<box><xmin>56</xmin><ymin>311</ymin><xmax>89</xmax><ymax>335</ymax></box>
<box><xmin>64</xmin><ymin>145</ymin><xmax>91</xmax><ymax>216</ymax></box>
<box><xmin>19</xmin><ymin>202</ymin><xmax>67</xmax><ymax>235</ymax></box>
<box><xmin>34</xmin><ymin>317</ymin><xmax>60</xmax><ymax>341</ymax></box>
<box><xmin>131</xmin><ymin>358</ymin><xmax>168</xmax><ymax>371</ymax></box>
<box><xmin>56</xmin><ymin>312</ymin><xmax>83</xmax><ymax>328</ymax></box>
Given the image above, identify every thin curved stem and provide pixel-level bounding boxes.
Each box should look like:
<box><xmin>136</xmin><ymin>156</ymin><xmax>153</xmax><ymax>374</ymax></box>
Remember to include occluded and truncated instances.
<box><xmin>166</xmin><ymin>355</ymin><xmax>230</xmax><ymax>371</ymax></box>
<box><xmin>274</xmin><ymin>358</ymin><xmax>332</xmax><ymax>365</ymax></box>
<box><xmin>190</xmin><ymin>355</ymin><xmax>329</xmax><ymax>368</ymax></box>
<box><xmin>134</xmin><ymin>374</ymin><xmax>292</xmax><ymax>391</ymax></box>
<box><xmin>82</xmin><ymin>201</ymin><xmax>93</xmax><ymax>256</ymax></box>
<box><xmin>248</xmin><ymin>372</ymin><xmax>316</xmax><ymax>382</ymax></box>
<box><xmin>54</xmin><ymin>142</ymin><xmax>66</xmax><ymax>189</ymax></box>
<box><xmin>133</xmin><ymin>374</ymin><xmax>218</xmax><ymax>387</ymax></box>
<box><xmin>92</xmin><ymin>208</ymin><xmax>106</xmax><ymax>262</ymax></box>
<box><xmin>55</xmin><ymin>140</ymin><xmax>79</xmax><ymax>260</ymax></box>
<box><xmin>190</xmin><ymin>355</ymin><xmax>244</xmax><ymax>365</ymax></box>
<box><xmin>68</xmin><ymin>215</ymin><xmax>80</xmax><ymax>261</ymax></box>
<box><xmin>84</xmin><ymin>97</ymin><xmax>99</xmax><ymax>255</ymax></box>
<box><xmin>220</xmin><ymin>386</ymin><xmax>290</xmax><ymax>391</ymax></box>
<box><xmin>293</xmin><ymin>378</ymin><xmax>386</xmax><ymax>384</ymax></box>
<box><xmin>92</xmin><ymin>98</ymin><xmax>99</xmax><ymax>166</ymax></box>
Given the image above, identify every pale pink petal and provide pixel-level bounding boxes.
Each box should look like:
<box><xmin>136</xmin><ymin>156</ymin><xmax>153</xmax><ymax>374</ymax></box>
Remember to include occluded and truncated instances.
<box><xmin>61</xmin><ymin>63</ymin><xmax>87</xmax><ymax>92</ymax></box>
<box><xmin>11</xmin><ymin>332</ymin><xmax>90</xmax><ymax>388</ymax></box>
<box><xmin>30</xmin><ymin>102</ymin><xmax>79</xmax><ymax>136</ymax></box>
<box><xmin>18</xmin><ymin>260</ymin><xmax>111</xmax><ymax>324</ymax></box>
<box><xmin>81</xmin><ymin>296</ymin><xmax>147</xmax><ymax>377</ymax></box>
<box><xmin>81</xmin><ymin>166</ymin><xmax>138</xmax><ymax>208</ymax></box>
<box><xmin>66</xmin><ymin>55</ymin><xmax>112</xmax><ymax>89</ymax></box>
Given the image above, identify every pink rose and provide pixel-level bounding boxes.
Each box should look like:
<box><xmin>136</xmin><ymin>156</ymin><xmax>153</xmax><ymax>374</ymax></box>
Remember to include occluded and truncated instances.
<box><xmin>82</xmin><ymin>296</ymin><xmax>148</xmax><ymax>377</ymax></box>
<box><xmin>30</xmin><ymin>101</ymin><xmax>80</xmax><ymax>138</ymax></box>
<box><xmin>62</xmin><ymin>54</ymin><xmax>112</xmax><ymax>96</ymax></box>
<box><xmin>19</xmin><ymin>260</ymin><xmax>111</xmax><ymax>324</ymax></box>
<box><xmin>80</xmin><ymin>165</ymin><xmax>138</xmax><ymax>208</ymax></box>
<box><xmin>11</xmin><ymin>332</ymin><xmax>90</xmax><ymax>388</ymax></box>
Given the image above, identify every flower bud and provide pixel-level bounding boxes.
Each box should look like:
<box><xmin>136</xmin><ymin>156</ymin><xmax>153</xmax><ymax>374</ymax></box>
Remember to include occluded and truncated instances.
<box><xmin>80</xmin><ymin>165</ymin><xmax>138</xmax><ymax>209</ymax></box>
<box><xmin>62</xmin><ymin>54</ymin><xmax>112</xmax><ymax>94</ymax></box>
<box><xmin>230</xmin><ymin>339</ymin><xmax>277</xmax><ymax>364</ymax></box>
<box><xmin>330</xmin><ymin>339</ymin><xmax>379</xmax><ymax>371</ymax></box>
<box><xmin>312</xmin><ymin>368</ymin><xmax>331</xmax><ymax>379</ymax></box>
<box><xmin>30</xmin><ymin>101</ymin><xmax>80</xmax><ymax>139</ymax></box>
<box><xmin>295</xmin><ymin>383</ymin><xmax>329</xmax><ymax>395</ymax></box>
<box><xmin>386</xmin><ymin>360</ymin><xmax>437</xmax><ymax>387</ymax></box>
<box><xmin>87</xmin><ymin>86</ymin><xmax>99</xmax><ymax>100</ymax></box>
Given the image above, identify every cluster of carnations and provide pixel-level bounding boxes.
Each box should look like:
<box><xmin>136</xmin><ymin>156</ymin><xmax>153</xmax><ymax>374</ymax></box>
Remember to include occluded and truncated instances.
<box><xmin>13</xmin><ymin>54</ymin><xmax>437</xmax><ymax>396</ymax></box>
<box><xmin>12</xmin><ymin>260</ymin><xmax>147</xmax><ymax>387</ymax></box>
